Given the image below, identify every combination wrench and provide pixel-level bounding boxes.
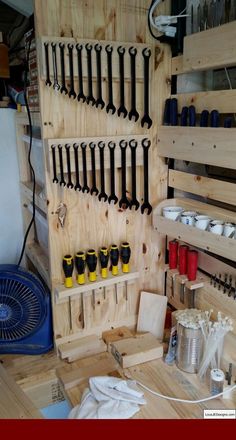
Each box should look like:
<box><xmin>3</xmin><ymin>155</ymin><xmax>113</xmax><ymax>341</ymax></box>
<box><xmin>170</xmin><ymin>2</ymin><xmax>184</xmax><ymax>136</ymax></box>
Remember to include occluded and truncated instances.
<box><xmin>76</xmin><ymin>43</ymin><xmax>86</xmax><ymax>102</ymax></box>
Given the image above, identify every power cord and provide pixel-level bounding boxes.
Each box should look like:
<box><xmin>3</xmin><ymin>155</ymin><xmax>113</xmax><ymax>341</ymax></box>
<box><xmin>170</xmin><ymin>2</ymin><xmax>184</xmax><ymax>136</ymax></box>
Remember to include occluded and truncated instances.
<box><xmin>148</xmin><ymin>0</ymin><xmax>188</xmax><ymax>39</ymax></box>
<box><xmin>136</xmin><ymin>379</ymin><xmax>236</xmax><ymax>404</ymax></box>
<box><xmin>123</xmin><ymin>371</ymin><xmax>236</xmax><ymax>404</ymax></box>
<box><xmin>17</xmin><ymin>30</ymin><xmax>36</xmax><ymax>267</ymax></box>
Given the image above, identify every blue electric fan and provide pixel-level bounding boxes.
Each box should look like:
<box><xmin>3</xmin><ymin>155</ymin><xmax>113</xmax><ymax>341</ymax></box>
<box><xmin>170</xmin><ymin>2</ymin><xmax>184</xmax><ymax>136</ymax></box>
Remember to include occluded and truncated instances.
<box><xmin>0</xmin><ymin>264</ymin><xmax>53</xmax><ymax>354</ymax></box>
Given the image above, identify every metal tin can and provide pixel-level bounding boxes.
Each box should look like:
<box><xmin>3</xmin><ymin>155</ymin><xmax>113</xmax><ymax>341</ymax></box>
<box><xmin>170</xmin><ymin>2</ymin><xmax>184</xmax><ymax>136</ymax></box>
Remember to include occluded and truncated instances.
<box><xmin>176</xmin><ymin>323</ymin><xmax>203</xmax><ymax>373</ymax></box>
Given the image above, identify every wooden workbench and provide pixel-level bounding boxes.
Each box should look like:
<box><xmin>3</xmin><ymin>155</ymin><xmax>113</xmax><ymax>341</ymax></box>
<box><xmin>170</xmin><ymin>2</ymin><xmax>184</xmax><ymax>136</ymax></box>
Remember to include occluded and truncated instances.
<box><xmin>1</xmin><ymin>350</ymin><xmax>235</xmax><ymax>419</ymax></box>
<box><xmin>61</xmin><ymin>356</ymin><xmax>236</xmax><ymax>419</ymax></box>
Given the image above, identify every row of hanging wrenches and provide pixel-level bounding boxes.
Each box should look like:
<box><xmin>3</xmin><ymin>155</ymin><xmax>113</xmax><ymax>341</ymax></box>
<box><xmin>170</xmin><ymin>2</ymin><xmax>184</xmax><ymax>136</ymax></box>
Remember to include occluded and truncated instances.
<box><xmin>211</xmin><ymin>273</ymin><xmax>236</xmax><ymax>299</ymax></box>
<box><xmin>43</xmin><ymin>40</ymin><xmax>152</xmax><ymax>129</ymax></box>
<box><xmin>190</xmin><ymin>0</ymin><xmax>236</xmax><ymax>33</ymax></box>
<box><xmin>51</xmin><ymin>138</ymin><xmax>152</xmax><ymax>215</ymax></box>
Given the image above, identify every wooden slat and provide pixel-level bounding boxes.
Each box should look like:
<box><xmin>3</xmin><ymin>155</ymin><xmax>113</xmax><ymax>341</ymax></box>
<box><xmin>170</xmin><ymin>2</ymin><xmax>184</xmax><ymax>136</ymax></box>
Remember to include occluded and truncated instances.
<box><xmin>157</xmin><ymin>126</ymin><xmax>236</xmax><ymax>170</ymax></box>
<box><xmin>172</xmin><ymin>89</ymin><xmax>236</xmax><ymax>114</ymax></box>
<box><xmin>154</xmin><ymin>216</ymin><xmax>236</xmax><ymax>261</ymax></box>
<box><xmin>168</xmin><ymin>169</ymin><xmax>236</xmax><ymax>206</ymax></box>
<box><xmin>25</xmin><ymin>242</ymin><xmax>50</xmax><ymax>287</ymax></box>
<box><xmin>20</xmin><ymin>182</ymin><xmax>47</xmax><ymax>214</ymax></box>
<box><xmin>55</xmin><ymin>271</ymin><xmax>139</xmax><ymax>302</ymax></box>
<box><xmin>171</xmin><ymin>55</ymin><xmax>184</xmax><ymax>75</ymax></box>
<box><xmin>16</xmin><ymin>111</ymin><xmax>41</xmax><ymax>127</ymax></box>
<box><xmin>0</xmin><ymin>364</ymin><xmax>43</xmax><ymax>419</ymax></box>
<box><xmin>183</xmin><ymin>22</ymin><xmax>236</xmax><ymax>72</ymax></box>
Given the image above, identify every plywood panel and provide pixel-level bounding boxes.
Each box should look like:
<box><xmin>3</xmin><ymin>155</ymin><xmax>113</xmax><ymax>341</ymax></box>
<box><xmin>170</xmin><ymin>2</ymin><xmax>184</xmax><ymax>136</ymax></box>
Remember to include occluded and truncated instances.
<box><xmin>34</xmin><ymin>0</ymin><xmax>171</xmax><ymax>344</ymax></box>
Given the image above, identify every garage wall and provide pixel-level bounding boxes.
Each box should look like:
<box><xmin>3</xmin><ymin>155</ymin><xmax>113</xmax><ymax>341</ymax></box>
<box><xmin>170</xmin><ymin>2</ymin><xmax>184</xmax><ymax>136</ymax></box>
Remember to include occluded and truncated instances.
<box><xmin>0</xmin><ymin>108</ymin><xmax>23</xmax><ymax>264</ymax></box>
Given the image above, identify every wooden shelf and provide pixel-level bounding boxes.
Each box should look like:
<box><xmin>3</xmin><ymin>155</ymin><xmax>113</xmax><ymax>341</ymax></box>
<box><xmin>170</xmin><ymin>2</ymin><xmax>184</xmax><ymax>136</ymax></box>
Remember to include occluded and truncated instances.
<box><xmin>20</xmin><ymin>181</ymin><xmax>47</xmax><ymax>214</ymax></box>
<box><xmin>55</xmin><ymin>271</ymin><xmax>139</xmax><ymax>303</ymax></box>
<box><xmin>153</xmin><ymin>198</ymin><xmax>236</xmax><ymax>261</ymax></box>
<box><xmin>22</xmin><ymin>134</ymin><xmax>43</xmax><ymax>148</ymax></box>
<box><xmin>183</xmin><ymin>21</ymin><xmax>236</xmax><ymax>72</ymax></box>
<box><xmin>25</xmin><ymin>242</ymin><xmax>50</xmax><ymax>287</ymax></box>
<box><xmin>157</xmin><ymin>126</ymin><xmax>236</xmax><ymax>170</ymax></box>
<box><xmin>16</xmin><ymin>111</ymin><xmax>41</xmax><ymax>127</ymax></box>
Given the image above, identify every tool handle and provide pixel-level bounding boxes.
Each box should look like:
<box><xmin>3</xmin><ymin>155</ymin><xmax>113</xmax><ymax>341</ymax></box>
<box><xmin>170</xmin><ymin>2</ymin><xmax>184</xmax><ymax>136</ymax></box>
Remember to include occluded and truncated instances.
<box><xmin>179</xmin><ymin>245</ymin><xmax>189</xmax><ymax>275</ymax></box>
<box><xmin>187</xmin><ymin>250</ymin><xmax>198</xmax><ymax>281</ymax></box>
<box><xmin>180</xmin><ymin>106</ymin><xmax>188</xmax><ymax>126</ymax></box>
<box><xmin>170</xmin><ymin>98</ymin><xmax>178</xmax><ymax>126</ymax></box>
<box><xmin>163</xmin><ymin>98</ymin><xmax>171</xmax><ymax>125</ymax></box>
<box><xmin>224</xmin><ymin>117</ymin><xmax>232</xmax><ymax>128</ymax></box>
<box><xmin>169</xmin><ymin>240</ymin><xmax>178</xmax><ymax>269</ymax></box>
<box><xmin>210</xmin><ymin>110</ymin><xmax>220</xmax><ymax>127</ymax></box>
<box><xmin>189</xmin><ymin>105</ymin><xmax>196</xmax><ymax>127</ymax></box>
<box><xmin>200</xmin><ymin>110</ymin><xmax>209</xmax><ymax>127</ymax></box>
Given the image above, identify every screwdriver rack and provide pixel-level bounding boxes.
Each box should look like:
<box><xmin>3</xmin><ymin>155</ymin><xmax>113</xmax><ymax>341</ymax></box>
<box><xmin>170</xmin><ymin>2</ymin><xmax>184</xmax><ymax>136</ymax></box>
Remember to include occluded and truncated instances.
<box><xmin>39</xmin><ymin>36</ymin><xmax>154</xmax><ymax>129</ymax></box>
<box><xmin>55</xmin><ymin>270</ymin><xmax>139</xmax><ymax>303</ymax></box>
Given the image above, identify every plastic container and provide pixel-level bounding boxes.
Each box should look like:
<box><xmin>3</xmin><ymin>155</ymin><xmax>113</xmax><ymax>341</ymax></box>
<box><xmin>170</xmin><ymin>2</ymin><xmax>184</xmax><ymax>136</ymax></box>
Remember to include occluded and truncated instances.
<box><xmin>176</xmin><ymin>323</ymin><xmax>203</xmax><ymax>373</ymax></box>
<box><xmin>210</xmin><ymin>369</ymin><xmax>224</xmax><ymax>396</ymax></box>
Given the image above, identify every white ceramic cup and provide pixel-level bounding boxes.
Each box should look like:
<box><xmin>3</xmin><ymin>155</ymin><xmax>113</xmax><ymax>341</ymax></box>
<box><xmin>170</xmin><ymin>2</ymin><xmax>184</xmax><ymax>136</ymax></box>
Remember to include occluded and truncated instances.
<box><xmin>208</xmin><ymin>220</ymin><xmax>224</xmax><ymax>235</ymax></box>
<box><xmin>180</xmin><ymin>211</ymin><xmax>198</xmax><ymax>226</ymax></box>
<box><xmin>223</xmin><ymin>222</ymin><xmax>235</xmax><ymax>238</ymax></box>
<box><xmin>162</xmin><ymin>206</ymin><xmax>183</xmax><ymax>221</ymax></box>
<box><xmin>194</xmin><ymin>215</ymin><xmax>211</xmax><ymax>231</ymax></box>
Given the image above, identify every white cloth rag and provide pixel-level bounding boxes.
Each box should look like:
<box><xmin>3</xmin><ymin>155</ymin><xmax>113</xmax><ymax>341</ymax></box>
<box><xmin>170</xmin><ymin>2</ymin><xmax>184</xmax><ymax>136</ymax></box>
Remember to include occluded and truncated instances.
<box><xmin>68</xmin><ymin>376</ymin><xmax>146</xmax><ymax>419</ymax></box>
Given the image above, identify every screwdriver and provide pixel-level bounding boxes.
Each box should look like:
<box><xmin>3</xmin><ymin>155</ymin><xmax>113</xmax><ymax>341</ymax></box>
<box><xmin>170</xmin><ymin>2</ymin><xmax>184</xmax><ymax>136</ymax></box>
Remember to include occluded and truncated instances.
<box><xmin>75</xmin><ymin>251</ymin><xmax>85</xmax><ymax>328</ymax></box>
<box><xmin>62</xmin><ymin>254</ymin><xmax>74</xmax><ymax>288</ymax></box>
<box><xmin>75</xmin><ymin>251</ymin><xmax>86</xmax><ymax>284</ymax></box>
<box><xmin>110</xmin><ymin>244</ymin><xmax>119</xmax><ymax>304</ymax></box>
<box><xmin>99</xmin><ymin>247</ymin><xmax>109</xmax><ymax>299</ymax></box>
<box><xmin>120</xmin><ymin>242</ymin><xmax>131</xmax><ymax>301</ymax></box>
<box><xmin>86</xmin><ymin>249</ymin><xmax>97</xmax><ymax>309</ymax></box>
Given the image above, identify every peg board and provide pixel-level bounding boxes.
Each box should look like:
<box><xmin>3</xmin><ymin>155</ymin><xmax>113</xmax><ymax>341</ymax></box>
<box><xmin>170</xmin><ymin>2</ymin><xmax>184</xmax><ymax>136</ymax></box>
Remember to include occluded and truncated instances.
<box><xmin>34</xmin><ymin>0</ymin><xmax>171</xmax><ymax>346</ymax></box>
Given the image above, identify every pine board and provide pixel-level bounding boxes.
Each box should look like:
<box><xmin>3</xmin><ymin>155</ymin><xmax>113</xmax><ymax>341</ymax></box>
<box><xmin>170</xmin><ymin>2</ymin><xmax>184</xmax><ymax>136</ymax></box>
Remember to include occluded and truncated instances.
<box><xmin>137</xmin><ymin>291</ymin><xmax>167</xmax><ymax>340</ymax></box>
<box><xmin>111</xmin><ymin>333</ymin><xmax>163</xmax><ymax>368</ymax></box>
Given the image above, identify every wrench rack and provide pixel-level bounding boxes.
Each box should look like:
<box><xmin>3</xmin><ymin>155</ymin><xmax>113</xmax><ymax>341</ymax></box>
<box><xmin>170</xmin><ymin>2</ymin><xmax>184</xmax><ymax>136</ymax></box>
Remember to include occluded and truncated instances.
<box><xmin>46</xmin><ymin>135</ymin><xmax>152</xmax><ymax>214</ymax></box>
<box><xmin>39</xmin><ymin>36</ymin><xmax>154</xmax><ymax>128</ymax></box>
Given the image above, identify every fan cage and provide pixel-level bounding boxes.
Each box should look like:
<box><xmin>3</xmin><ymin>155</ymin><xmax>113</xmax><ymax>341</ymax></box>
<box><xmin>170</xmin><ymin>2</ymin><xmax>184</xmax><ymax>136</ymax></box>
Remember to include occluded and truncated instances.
<box><xmin>0</xmin><ymin>266</ymin><xmax>47</xmax><ymax>342</ymax></box>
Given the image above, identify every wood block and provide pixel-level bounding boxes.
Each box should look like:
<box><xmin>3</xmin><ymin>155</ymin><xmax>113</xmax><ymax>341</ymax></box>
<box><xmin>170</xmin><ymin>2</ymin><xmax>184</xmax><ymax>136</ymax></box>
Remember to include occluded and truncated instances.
<box><xmin>56</xmin><ymin>352</ymin><xmax>118</xmax><ymax>390</ymax></box>
<box><xmin>102</xmin><ymin>326</ymin><xmax>134</xmax><ymax>350</ymax></box>
<box><xmin>111</xmin><ymin>333</ymin><xmax>163</xmax><ymax>368</ymax></box>
<box><xmin>58</xmin><ymin>334</ymin><xmax>107</xmax><ymax>361</ymax></box>
<box><xmin>137</xmin><ymin>292</ymin><xmax>167</xmax><ymax>340</ymax></box>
